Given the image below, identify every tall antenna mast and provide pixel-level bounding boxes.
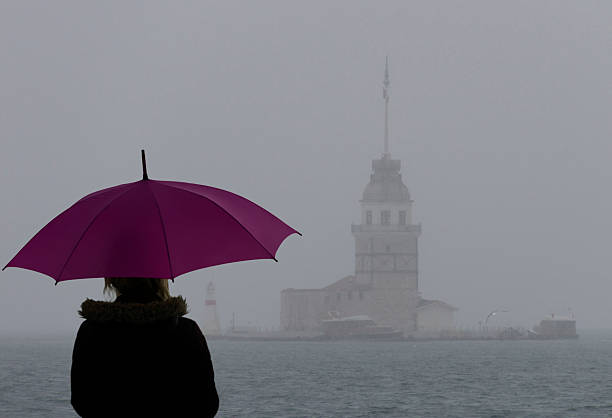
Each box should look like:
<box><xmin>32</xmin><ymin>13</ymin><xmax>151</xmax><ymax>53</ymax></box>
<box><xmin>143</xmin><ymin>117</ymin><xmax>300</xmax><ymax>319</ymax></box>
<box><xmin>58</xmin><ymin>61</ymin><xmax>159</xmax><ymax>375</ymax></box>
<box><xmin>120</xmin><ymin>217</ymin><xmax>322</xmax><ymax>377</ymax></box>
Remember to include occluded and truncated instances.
<box><xmin>383</xmin><ymin>56</ymin><xmax>391</xmax><ymax>158</ymax></box>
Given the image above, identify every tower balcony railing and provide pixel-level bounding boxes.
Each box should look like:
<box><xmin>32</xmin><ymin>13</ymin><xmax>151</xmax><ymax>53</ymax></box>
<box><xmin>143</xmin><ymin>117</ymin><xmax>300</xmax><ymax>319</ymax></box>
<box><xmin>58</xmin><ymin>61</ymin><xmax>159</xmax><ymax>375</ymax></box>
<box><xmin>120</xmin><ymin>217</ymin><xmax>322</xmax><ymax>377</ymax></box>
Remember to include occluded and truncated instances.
<box><xmin>351</xmin><ymin>223</ymin><xmax>421</xmax><ymax>234</ymax></box>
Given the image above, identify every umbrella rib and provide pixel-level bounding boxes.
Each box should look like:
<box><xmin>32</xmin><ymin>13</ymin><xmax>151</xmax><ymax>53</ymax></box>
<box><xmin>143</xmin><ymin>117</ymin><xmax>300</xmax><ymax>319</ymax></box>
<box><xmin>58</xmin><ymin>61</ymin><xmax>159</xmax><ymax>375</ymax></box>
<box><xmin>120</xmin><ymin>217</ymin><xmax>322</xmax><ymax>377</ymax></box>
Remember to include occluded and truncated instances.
<box><xmin>56</xmin><ymin>182</ymin><xmax>141</xmax><ymax>281</ymax></box>
<box><xmin>146</xmin><ymin>183</ymin><xmax>174</xmax><ymax>279</ymax></box>
<box><xmin>155</xmin><ymin>182</ymin><xmax>278</xmax><ymax>262</ymax></box>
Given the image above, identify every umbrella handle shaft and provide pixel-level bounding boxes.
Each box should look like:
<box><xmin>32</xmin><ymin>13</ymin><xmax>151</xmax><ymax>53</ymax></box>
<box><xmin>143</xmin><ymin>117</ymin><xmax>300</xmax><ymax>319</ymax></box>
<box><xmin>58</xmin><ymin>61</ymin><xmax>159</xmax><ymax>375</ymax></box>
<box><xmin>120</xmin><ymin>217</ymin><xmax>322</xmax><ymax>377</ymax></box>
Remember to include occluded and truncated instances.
<box><xmin>141</xmin><ymin>150</ymin><xmax>149</xmax><ymax>180</ymax></box>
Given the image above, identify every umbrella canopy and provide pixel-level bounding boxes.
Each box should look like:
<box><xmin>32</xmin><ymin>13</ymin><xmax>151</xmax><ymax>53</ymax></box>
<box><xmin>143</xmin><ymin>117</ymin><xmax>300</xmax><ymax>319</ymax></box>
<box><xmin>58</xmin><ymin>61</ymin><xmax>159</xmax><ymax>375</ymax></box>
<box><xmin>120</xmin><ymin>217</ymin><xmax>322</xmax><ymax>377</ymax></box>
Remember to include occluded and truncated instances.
<box><xmin>4</xmin><ymin>151</ymin><xmax>299</xmax><ymax>282</ymax></box>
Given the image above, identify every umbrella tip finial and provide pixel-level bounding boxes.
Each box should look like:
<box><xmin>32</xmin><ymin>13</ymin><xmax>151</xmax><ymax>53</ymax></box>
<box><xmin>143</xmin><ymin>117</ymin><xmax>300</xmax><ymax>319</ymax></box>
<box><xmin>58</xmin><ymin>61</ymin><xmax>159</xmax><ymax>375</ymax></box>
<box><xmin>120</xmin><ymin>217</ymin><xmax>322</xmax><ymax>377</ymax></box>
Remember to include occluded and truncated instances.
<box><xmin>141</xmin><ymin>149</ymin><xmax>149</xmax><ymax>180</ymax></box>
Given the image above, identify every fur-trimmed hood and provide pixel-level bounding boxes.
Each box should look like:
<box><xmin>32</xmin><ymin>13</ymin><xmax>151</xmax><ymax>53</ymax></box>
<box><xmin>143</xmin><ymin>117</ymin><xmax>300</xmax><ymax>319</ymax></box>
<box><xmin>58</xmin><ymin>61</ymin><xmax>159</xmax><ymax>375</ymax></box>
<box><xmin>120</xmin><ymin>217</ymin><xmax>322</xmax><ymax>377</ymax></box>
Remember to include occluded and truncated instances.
<box><xmin>79</xmin><ymin>296</ymin><xmax>188</xmax><ymax>324</ymax></box>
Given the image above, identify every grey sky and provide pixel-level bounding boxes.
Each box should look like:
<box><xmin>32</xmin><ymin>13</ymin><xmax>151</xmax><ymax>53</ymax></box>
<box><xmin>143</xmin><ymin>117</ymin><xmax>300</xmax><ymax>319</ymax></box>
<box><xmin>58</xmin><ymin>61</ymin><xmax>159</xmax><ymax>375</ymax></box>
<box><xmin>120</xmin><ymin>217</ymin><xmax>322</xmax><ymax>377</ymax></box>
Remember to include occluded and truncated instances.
<box><xmin>1</xmin><ymin>1</ymin><xmax>611</xmax><ymax>334</ymax></box>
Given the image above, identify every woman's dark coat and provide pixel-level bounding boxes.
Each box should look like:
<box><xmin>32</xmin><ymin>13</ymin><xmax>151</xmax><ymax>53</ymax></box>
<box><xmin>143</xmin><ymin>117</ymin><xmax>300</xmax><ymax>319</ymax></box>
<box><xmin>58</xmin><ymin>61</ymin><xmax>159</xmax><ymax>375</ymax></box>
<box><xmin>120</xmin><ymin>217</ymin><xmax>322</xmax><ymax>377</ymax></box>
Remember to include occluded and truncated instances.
<box><xmin>71</xmin><ymin>295</ymin><xmax>219</xmax><ymax>417</ymax></box>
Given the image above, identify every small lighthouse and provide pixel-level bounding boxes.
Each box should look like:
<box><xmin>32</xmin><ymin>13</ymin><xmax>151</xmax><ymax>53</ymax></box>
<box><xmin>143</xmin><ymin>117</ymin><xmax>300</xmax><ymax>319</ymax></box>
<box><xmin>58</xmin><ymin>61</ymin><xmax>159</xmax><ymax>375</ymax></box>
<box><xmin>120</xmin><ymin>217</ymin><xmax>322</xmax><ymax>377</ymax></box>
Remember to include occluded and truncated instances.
<box><xmin>203</xmin><ymin>282</ymin><xmax>221</xmax><ymax>336</ymax></box>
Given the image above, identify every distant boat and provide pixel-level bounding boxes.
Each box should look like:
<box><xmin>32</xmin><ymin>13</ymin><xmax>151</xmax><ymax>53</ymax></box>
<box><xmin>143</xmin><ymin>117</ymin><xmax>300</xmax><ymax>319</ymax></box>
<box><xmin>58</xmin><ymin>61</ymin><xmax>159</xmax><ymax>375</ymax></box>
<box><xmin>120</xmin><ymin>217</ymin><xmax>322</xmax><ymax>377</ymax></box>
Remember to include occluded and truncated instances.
<box><xmin>320</xmin><ymin>315</ymin><xmax>403</xmax><ymax>340</ymax></box>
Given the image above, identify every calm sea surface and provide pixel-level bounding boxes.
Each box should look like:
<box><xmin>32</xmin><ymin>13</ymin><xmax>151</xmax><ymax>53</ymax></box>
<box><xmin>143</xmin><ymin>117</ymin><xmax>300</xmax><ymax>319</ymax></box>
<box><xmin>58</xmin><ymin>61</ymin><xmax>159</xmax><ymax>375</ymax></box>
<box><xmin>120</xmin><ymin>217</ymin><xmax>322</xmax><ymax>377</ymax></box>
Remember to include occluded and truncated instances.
<box><xmin>1</xmin><ymin>331</ymin><xmax>612</xmax><ymax>417</ymax></box>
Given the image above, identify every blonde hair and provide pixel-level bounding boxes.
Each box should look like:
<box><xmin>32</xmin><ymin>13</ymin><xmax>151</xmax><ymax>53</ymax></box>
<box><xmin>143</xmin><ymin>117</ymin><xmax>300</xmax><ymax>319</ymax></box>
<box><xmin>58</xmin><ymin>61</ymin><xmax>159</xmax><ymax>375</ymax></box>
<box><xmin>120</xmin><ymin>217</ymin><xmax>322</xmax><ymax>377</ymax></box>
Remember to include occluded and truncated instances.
<box><xmin>104</xmin><ymin>277</ymin><xmax>170</xmax><ymax>301</ymax></box>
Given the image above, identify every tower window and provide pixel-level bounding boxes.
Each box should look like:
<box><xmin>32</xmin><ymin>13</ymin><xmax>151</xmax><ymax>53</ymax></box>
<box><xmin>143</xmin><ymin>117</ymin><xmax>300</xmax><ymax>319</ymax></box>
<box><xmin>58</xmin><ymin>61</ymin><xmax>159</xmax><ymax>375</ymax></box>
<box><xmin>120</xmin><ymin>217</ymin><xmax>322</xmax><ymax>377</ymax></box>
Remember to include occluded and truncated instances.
<box><xmin>348</xmin><ymin>290</ymin><xmax>352</xmax><ymax>300</ymax></box>
<box><xmin>366</xmin><ymin>210</ymin><xmax>372</xmax><ymax>225</ymax></box>
<box><xmin>399</xmin><ymin>210</ymin><xmax>407</xmax><ymax>225</ymax></box>
<box><xmin>381</xmin><ymin>210</ymin><xmax>390</xmax><ymax>225</ymax></box>
<box><xmin>337</xmin><ymin>292</ymin><xmax>341</xmax><ymax>301</ymax></box>
<box><xmin>359</xmin><ymin>291</ymin><xmax>364</xmax><ymax>300</ymax></box>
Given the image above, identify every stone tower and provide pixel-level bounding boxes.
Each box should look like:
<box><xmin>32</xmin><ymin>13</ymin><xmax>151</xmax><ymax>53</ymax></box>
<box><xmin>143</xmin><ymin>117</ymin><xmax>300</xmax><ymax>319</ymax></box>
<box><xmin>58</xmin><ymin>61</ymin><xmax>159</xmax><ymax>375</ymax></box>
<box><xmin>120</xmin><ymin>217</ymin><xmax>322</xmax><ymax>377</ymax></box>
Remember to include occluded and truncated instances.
<box><xmin>350</xmin><ymin>58</ymin><xmax>421</xmax><ymax>336</ymax></box>
<box><xmin>203</xmin><ymin>281</ymin><xmax>221</xmax><ymax>336</ymax></box>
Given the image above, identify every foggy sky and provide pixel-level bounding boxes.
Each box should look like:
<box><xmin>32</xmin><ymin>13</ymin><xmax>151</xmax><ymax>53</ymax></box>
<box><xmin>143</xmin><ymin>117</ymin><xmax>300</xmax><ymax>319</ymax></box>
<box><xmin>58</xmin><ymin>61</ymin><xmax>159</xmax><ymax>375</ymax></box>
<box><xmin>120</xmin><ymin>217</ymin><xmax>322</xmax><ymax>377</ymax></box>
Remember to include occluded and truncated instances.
<box><xmin>1</xmin><ymin>1</ymin><xmax>612</xmax><ymax>334</ymax></box>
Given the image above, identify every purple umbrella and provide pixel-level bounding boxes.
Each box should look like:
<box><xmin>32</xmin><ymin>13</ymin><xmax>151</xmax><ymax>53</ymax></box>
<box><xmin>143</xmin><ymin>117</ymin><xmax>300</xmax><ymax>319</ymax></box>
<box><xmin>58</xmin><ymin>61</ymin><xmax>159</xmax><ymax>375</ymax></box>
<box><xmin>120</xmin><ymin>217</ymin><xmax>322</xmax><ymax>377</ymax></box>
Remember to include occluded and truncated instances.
<box><xmin>4</xmin><ymin>151</ymin><xmax>300</xmax><ymax>283</ymax></box>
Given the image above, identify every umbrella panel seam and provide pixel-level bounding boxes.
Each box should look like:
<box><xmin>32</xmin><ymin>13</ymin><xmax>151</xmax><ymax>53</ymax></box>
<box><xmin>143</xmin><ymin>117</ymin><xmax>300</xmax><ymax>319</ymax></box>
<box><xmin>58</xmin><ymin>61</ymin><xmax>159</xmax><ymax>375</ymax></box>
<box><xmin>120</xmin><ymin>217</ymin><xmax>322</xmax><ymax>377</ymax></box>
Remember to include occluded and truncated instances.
<box><xmin>153</xmin><ymin>181</ymin><xmax>278</xmax><ymax>261</ymax></box>
<box><xmin>56</xmin><ymin>182</ymin><xmax>141</xmax><ymax>281</ymax></box>
<box><xmin>146</xmin><ymin>182</ymin><xmax>175</xmax><ymax>279</ymax></box>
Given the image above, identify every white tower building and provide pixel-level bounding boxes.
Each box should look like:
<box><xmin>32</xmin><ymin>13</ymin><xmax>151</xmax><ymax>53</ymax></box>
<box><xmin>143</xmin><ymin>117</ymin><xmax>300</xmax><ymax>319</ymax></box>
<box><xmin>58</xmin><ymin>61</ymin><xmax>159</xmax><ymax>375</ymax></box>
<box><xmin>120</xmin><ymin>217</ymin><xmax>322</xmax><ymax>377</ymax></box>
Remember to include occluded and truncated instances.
<box><xmin>203</xmin><ymin>282</ymin><xmax>221</xmax><ymax>336</ymax></box>
<box><xmin>351</xmin><ymin>58</ymin><xmax>421</xmax><ymax>335</ymax></box>
<box><xmin>280</xmin><ymin>59</ymin><xmax>457</xmax><ymax>338</ymax></box>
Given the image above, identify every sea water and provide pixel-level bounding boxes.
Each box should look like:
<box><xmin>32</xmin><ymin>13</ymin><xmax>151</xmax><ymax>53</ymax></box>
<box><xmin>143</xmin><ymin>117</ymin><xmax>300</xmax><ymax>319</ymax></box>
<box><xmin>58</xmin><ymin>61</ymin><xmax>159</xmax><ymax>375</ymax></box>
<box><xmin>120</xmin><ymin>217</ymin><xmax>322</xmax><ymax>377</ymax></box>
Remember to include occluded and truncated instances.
<box><xmin>1</xmin><ymin>331</ymin><xmax>612</xmax><ymax>417</ymax></box>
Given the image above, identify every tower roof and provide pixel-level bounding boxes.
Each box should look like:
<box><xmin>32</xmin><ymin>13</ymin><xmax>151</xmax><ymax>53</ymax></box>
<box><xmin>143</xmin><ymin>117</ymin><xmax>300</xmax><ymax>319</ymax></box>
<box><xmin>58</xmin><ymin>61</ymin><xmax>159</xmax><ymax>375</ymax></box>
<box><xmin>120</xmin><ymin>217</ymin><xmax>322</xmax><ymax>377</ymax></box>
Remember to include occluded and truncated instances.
<box><xmin>361</xmin><ymin>58</ymin><xmax>411</xmax><ymax>203</ymax></box>
<box><xmin>362</xmin><ymin>156</ymin><xmax>410</xmax><ymax>203</ymax></box>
